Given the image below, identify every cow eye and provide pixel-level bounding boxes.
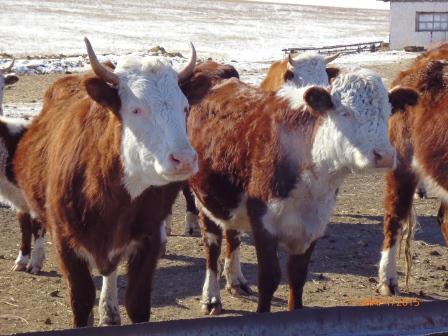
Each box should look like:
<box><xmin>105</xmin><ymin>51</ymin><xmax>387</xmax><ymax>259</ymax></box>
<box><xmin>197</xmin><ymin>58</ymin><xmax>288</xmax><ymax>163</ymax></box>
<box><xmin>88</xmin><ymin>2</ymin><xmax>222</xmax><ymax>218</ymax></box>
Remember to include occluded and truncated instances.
<box><xmin>133</xmin><ymin>108</ymin><xmax>141</xmax><ymax>115</ymax></box>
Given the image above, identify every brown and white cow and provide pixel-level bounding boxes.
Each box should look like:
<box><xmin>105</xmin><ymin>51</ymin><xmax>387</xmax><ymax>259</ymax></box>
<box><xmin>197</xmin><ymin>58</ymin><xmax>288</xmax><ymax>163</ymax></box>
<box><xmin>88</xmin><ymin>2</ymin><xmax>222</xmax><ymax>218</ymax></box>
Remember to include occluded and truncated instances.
<box><xmin>186</xmin><ymin>65</ymin><xmax>412</xmax><ymax>314</ymax></box>
<box><xmin>259</xmin><ymin>52</ymin><xmax>340</xmax><ymax>92</ymax></box>
<box><xmin>0</xmin><ymin>60</ymin><xmax>44</xmax><ymax>274</ymax></box>
<box><xmin>379</xmin><ymin>44</ymin><xmax>448</xmax><ymax>296</ymax></box>
<box><xmin>0</xmin><ymin>116</ymin><xmax>46</xmax><ymax>274</ymax></box>
<box><xmin>12</xmin><ymin>38</ymin><xmax>198</xmax><ymax>327</ymax></box>
<box><xmin>162</xmin><ymin>61</ymin><xmax>241</xmax><ymax>238</ymax></box>
<box><xmin>6</xmin><ymin>61</ymin><xmax>117</xmax><ymax>275</ymax></box>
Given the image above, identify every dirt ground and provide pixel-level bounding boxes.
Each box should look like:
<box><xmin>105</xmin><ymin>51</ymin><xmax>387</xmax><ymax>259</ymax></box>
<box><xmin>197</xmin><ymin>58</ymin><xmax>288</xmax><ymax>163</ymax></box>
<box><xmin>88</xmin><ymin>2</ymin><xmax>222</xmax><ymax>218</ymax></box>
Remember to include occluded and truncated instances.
<box><xmin>3</xmin><ymin>56</ymin><xmax>448</xmax><ymax>335</ymax></box>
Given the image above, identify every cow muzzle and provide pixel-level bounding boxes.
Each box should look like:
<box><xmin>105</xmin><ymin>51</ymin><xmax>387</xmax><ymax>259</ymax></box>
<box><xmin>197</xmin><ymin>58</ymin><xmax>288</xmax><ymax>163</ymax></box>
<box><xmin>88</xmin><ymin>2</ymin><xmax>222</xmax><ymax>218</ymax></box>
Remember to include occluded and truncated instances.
<box><xmin>164</xmin><ymin>149</ymin><xmax>198</xmax><ymax>179</ymax></box>
<box><xmin>373</xmin><ymin>149</ymin><xmax>396</xmax><ymax>169</ymax></box>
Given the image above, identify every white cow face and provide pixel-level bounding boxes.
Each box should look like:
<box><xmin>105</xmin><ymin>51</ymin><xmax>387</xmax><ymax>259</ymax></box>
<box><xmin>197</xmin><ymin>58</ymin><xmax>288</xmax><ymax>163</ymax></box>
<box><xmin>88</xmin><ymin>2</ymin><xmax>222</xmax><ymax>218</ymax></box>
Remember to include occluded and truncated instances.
<box><xmin>315</xmin><ymin>69</ymin><xmax>396</xmax><ymax>171</ymax></box>
<box><xmin>83</xmin><ymin>39</ymin><xmax>198</xmax><ymax>198</ymax></box>
<box><xmin>287</xmin><ymin>52</ymin><xmax>339</xmax><ymax>87</ymax></box>
<box><xmin>116</xmin><ymin>57</ymin><xmax>198</xmax><ymax>188</ymax></box>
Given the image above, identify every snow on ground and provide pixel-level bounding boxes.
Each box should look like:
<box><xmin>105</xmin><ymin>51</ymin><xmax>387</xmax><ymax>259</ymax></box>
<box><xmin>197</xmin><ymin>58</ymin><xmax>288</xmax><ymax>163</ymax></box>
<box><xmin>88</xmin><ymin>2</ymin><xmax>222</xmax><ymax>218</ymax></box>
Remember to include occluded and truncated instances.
<box><xmin>2</xmin><ymin>0</ymin><xmax>388</xmax><ymax>61</ymax></box>
<box><xmin>0</xmin><ymin>0</ymin><xmax>414</xmax><ymax>118</ymax></box>
<box><xmin>3</xmin><ymin>103</ymin><xmax>42</xmax><ymax>119</ymax></box>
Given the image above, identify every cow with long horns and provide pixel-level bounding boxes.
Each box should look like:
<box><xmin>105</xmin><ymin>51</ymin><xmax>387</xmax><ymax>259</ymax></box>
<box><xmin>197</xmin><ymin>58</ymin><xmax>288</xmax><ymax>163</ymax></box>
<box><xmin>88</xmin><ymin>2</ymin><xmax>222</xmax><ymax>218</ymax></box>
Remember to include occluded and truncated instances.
<box><xmin>13</xmin><ymin>38</ymin><xmax>198</xmax><ymax>327</ymax></box>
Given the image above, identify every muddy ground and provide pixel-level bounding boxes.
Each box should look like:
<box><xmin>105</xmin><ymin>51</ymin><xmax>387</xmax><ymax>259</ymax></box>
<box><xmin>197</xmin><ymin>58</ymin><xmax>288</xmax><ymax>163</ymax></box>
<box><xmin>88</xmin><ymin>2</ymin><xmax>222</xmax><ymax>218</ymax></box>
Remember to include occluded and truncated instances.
<box><xmin>2</xmin><ymin>56</ymin><xmax>448</xmax><ymax>335</ymax></box>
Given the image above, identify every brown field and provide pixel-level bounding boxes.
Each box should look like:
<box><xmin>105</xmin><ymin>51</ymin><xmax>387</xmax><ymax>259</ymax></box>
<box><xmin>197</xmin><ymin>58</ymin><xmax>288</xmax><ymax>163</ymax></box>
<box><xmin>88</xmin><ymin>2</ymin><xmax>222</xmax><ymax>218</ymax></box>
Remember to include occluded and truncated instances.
<box><xmin>2</xmin><ymin>57</ymin><xmax>448</xmax><ymax>335</ymax></box>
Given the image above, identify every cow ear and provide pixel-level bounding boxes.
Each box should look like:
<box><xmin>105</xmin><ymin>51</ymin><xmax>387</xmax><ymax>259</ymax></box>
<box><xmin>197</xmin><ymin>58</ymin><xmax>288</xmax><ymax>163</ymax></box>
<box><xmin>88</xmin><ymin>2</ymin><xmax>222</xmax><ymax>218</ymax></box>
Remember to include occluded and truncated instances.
<box><xmin>389</xmin><ymin>86</ymin><xmax>419</xmax><ymax>114</ymax></box>
<box><xmin>326</xmin><ymin>67</ymin><xmax>340</xmax><ymax>83</ymax></box>
<box><xmin>83</xmin><ymin>77</ymin><xmax>121</xmax><ymax>114</ymax></box>
<box><xmin>102</xmin><ymin>60</ymin><xmax>116</xmax><ymax>70</ymax></box>
<box><xmin>303</xmin><ymin>86</ymin><xmax>333</xmax><ymax>114</ymax></box>
<box><xmin>4</xmin><ymin>74</ymin><xmax>19</xmax><ymax>86</ymax></box>
<box><xmin>283</xmin><ymin>70</ymin><xmax>294</xmax><ymax>82</ymax></box>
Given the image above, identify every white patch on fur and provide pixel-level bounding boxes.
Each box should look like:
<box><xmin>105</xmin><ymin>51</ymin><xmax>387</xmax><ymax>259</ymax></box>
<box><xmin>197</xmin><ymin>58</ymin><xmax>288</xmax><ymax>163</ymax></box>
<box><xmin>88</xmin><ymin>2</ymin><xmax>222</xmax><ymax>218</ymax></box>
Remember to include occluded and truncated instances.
<box><xmin>204</xmin><ymin>232</ymin><xmax>218</xmax><ymax>246</ymax></box>
<box><xmin>224</xmin><ymin>247</ymin><xmax>247</xmax><ymax>288</ymax></box>
<box><xmin>202</xmin><ymin>269</ymin><xmax>220</xmax><ymax>305</ymax></box>
<box><xmin>99</xmin><ymin>269</ymin><xmax>121</xmax><ymax>326</ymax></box>
<box><xmin>14</xmin><ymin>250</ymin><xmax>29</xmax><ymax>267</ymax></box>
<box><xmin>196</xmin><ymin>196</ymin><xmax>251</xmax><ymax>232</ymax></box>
<box><xmin>265</xmin><ymin>169</ymin><xmax>344</xmax><ymax>254</ymax></box>
<box><xmin>0</xmin><ymin>116</ymin><xmax>30</xmax><ymax>135</ymax></box>
<box><xmin>117</xmin><ymin>56</ymin><xmax>197</xmax><ymax>199</ymax></box>
<box><xmin>378</xmin><ymin>245</ymin><xmax>399</xmax><ymax>295</ymax></box>
<box><xmin>28</xmin><ymin>232</ymin><xmax>45</xmax><ymax>274</ymax></box>
<box><xmin>75</xmin><ymin>246</ymin><xmax>97</xmax><ymax>270</ymax></box>
<box><xmin>413</xmin><ymin>158</ymin><xmax>448</xmax><ymax>203</ymax></box>
<box><xmin>276</xmin><ymin>84</ymin><xmax>308</xmax><ymax>110</ymax></box>
<box><xmin>0</xmin><ymin>139</ymin><xmax>29</xmax><ymax>212</ymax></box>
<box><xmin>184</xmin><ymin>211</ymin><xmax>199</xmax><ymax>235</ymax></box>
<box><xmin>287</xmin><ymin>52</ymin><xmax>329</xmax><ymax>87</ymax></box>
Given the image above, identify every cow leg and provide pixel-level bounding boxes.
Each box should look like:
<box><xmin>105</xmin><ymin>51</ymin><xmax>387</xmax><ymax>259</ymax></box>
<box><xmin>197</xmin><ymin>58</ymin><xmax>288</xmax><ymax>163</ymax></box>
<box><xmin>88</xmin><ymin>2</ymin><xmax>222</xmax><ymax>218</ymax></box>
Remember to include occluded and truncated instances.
<box><xmin>99</xmin><ymin>269</ymin><xmax>121</xmax><ymax>326</ymax></box>
<box><xmin>200</xmin><ymin>212</ymin><xmax>223</xmax><ymax>315</ymax></box>
<box><xmin>224</xmin><ymin>229</ymin><xmax>252</xmax><ymax>296</ymax></box>
<box><xmin>56</xmin><ymin>240</ymin><xmax>95</xmax><ymax>327</ymax></box>
<box><xmin>286</xmin><ymin>242</ymin><xmax>316</xmax><ymax>310</ymax></box>
<box><xmin>12</xmin><ymin>212</ymin><xmax>32</xmax><ymax>271</ymax></box>
<box><xmin>379</xmin><ymin>169</ymin><xmax>417</xmax><ymax>296</ymax></box>
<box><xmin>183</xmin><ymin>185</ymin><xmax>199</xmax><ymax>236</ymax></box>
<box><xmin>160</xmin><ymin>219</ymin><xmax>169</xmax><ymax>257</ymax></box>
<box><xmin>125</xmin><ymin>233</ymin><xmax>160</xmax><ymax>323</ymax></box>
<box><xmin>437</xmin><ymin>202</ymin><xmax>448</xmax><ymax>246</ymax></box>
<box><xmin>164</xmin><ymin>213</ymin><xmax>172</xmax><ymax>236</ymax></box>
<box><xmin>251</xmin><ymin>222</ymin><xmax>281</xmax><ymax>313</ymax></box>
<box><xmin>27</xmin><ymin>220</ymin><xmax>46</xmax><ymax>274</ymax></box>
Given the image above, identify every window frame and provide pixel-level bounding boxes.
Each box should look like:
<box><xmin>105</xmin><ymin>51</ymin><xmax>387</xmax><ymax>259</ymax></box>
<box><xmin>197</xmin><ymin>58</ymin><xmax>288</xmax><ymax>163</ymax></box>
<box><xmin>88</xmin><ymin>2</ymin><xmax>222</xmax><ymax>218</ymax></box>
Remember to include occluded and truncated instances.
<box><xmin>416</xmin><ymin>12</ymin><xmax>448</xmax><ymax>32</ymax></box>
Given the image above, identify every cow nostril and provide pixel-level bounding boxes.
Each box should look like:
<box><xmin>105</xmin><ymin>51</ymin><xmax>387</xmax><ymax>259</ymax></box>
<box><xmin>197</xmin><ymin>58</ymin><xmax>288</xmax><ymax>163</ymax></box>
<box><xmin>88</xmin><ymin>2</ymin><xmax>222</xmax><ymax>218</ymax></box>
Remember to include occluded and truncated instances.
<box><xmin>170</xmin><ymin>154</ymin><xmax>181</xmax><ymax>165</ymax></box>
<box><xmin>373</xmin><ymin>150</ymin><xmax>382</xmax><ymax>162</ymax></box>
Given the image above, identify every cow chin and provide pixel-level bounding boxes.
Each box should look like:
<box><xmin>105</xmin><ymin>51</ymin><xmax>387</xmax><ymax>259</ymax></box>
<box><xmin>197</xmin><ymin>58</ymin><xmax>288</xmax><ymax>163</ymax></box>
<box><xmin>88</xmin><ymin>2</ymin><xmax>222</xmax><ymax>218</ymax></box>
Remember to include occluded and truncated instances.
<box><xmin>349</xmin><ymin>150</ymin><xmax>374</xmax><ymax>171</ymax></box>
<box><xmin>153</xmin><ymin>161</ymin><xmax>197</xmax><ymax>184</ymax></box>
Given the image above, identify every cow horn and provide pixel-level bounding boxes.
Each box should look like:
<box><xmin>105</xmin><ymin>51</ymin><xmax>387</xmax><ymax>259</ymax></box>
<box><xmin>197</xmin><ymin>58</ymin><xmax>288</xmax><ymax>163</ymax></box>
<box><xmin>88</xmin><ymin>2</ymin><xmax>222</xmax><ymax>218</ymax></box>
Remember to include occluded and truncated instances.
<box><xmin>178</xmin><ymin>43</ymin><xmax>196</xmax><ymax>82</ymax></box>
<box><xmin>1</xmin><ymin>59</ymin><xmax>14</xmax><ymax>74</ymax></box>
<box><xmin>288</xmin><ymin>53</ymin><xmax>295</xmax><ymax>66</ymax></box>
<box><xmin>84</xmin><ymin>37</ymin><xmax>119</xmax><ymax>86</ymax></box>
<box><xmin>325</xmin><ymin>53</ymin><xmax>340</xmax><ymax>64</ymax></box>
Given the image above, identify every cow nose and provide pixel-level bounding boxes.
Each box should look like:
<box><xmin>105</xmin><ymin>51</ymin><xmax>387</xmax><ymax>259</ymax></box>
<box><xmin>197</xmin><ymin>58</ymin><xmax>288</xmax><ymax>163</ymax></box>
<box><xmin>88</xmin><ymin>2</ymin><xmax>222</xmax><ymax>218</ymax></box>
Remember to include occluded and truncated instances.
<box><xmin>373</xmin><ymin>149</ymin><xmax>395</xmax><ymax>168</ymax></box>
<box><xmin>169</xmin><ymin>150</ymin><xmax>198</xmax><ymax>175</ymax></box>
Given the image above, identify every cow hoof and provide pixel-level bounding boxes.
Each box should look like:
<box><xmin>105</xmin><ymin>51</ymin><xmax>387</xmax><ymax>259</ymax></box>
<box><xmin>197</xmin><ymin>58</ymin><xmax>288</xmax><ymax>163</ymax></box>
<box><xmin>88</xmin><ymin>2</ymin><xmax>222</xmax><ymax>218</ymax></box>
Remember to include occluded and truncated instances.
<box><xmin>88</xmin><ymin>312</ymin><xmax>94</xmax><ymax>327</ymax></box>
<box><xmin>226</xmin><ymin>283</ymin><xmax>253</xmax><ymax>296</ymax></box>
<box><xmin>159</xmin><ymin>243</ymin><xmax>167</xmax><ymax>258</ymax></box>
<box><xmin>99</xmin><ymin>316</ymin><xmax>121</xmax><ymax>327</ymax></box>
<box><xmin>201</xmin><ymin>298</ymin><xmax>222</xmax><ymax>315</ymax></box>
<box><xmin>11</xmin><ymin>263</ymin><xmax>27</xmax><ymax>272</ymax></box>
<box><xmin>379</xmin><ymin>282</ymin><xmax>400</xmax><ymax>296</ymax></box>
<box><xmin>26</xmin><ymin>265</ymin><xmax>42</xmax><ymax>275</ymax></box>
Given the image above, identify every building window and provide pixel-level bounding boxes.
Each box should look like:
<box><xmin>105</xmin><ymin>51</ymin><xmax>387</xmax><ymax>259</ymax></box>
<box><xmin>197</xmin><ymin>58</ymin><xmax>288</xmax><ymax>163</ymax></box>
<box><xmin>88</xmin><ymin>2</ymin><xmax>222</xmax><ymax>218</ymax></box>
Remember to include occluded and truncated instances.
<box><xmin>416</xmin><ymin>12</ymin><xmax>448</xmax><ymax>32</ymax></box>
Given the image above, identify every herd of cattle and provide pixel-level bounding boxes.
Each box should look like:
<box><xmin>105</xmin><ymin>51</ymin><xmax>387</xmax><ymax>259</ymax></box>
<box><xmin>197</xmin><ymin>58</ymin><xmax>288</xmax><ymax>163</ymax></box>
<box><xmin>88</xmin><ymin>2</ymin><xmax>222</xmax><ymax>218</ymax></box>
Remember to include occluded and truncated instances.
<box><xmin>0</xmin><ymin>39</ymin><xmax>447</xmax><ymax>329</ymax></box>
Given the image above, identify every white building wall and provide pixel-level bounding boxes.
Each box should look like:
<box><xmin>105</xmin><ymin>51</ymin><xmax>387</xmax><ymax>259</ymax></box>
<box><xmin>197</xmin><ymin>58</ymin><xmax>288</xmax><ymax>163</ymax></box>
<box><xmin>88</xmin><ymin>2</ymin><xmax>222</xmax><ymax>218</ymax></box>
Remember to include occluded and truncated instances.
<box><xmin>390</xmin><ymin>1</ymin><xmax>448</xmax><ymax>49</ymax></box>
